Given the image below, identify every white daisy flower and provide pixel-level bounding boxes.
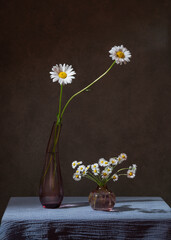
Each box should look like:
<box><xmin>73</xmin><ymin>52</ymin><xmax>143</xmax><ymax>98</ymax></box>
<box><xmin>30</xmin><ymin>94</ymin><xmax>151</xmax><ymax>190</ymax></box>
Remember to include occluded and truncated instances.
<box><xmin>98</xmin><ymin>158</ymin><xmax>105</xmax><ymax>167</ymax></box>
<box><xmin>103</xmin><ymin>160</ymin><xmax>109</xmax><ymax>167</ymax></box>
<box><xmin>93</xmin><ymin>168</ymin><xmax>100</xmax><ymax>176</ymax></box>
<box><xmin>109</xmin><ymin>158</ymin><xmax>118</xmax><ymax>166</ymax></box>
<box><xmin>78</xmin><ymin>165</ymin><xmax>85</xmax><ymax>172</ymax></box>
<box><xmin>73</xmin><ymin>173</ymin><xmax>81</xmax><ymax>181</ymax></box>
<box><xmin>127</xmin><ymin>169</ymin><xmax>136</xmax><ymax>178</ymax></box>
<box><xmin>129</xmin><ymin>164</ymin><xmax>137</xmax><ymax>172</ymax></box>
<box><xmin>109</xmin><ymin>45</ymin><xmax>131</xmax><ymax>65</ymax></box>
<box><xmin>72</xmin><ymin>161</ymin><xmax>78</xmax><ymax>169</ymax></box>
<box><xmin>117</xmin><ymin>155</ymin><xmax>124</xmax><ymax>164</ymax></box>
<box><xmin>105</xmin><ymin>166</ymin><xmax>113</xmax><ymax>174</ymax></box>
<box><xmin>86</xmin><ymin>165</ymin><xmax>90</xmax><ymax>171</ymax></box>
<box><xmin>82</xmin><ymin>168</ymin><xmax>88</xmax><ymax>176</ymax></box>
<box><xmin>50</xmin><ymin>64</ymin><xmax>76</xmax><ymax>85</ymax></box>
<box><xmin>112</xmin><ymin>174</ymin><xmax>118</xmax><ymax>182</ymax></box>
<box><xmin>77</xmin><ymin>161</ymin><xmax>83</xmax><ymax>166</ymax></box>
<box><xmin>91</xmin><ymin>163</ymin><xmax>99</xmax><ymax>170</ymax></box>
<box><xmin>117</xmin><ymin>153</ymin><xmax>127</xmax><ymax>164</ymax></box>
<box><xmin>101</xmin><ymin>170</ymin><xmax>109</xmax><ymax>179</ymax></box>
<box><xmin>120</xmin><ymin>153</ymin><xmax>127</xmax><ymax>160</ymax></box>
<box><xmin>75</xmin><ymin>169</ymin><xmax>80</xmax><ymax>174</ymax></box>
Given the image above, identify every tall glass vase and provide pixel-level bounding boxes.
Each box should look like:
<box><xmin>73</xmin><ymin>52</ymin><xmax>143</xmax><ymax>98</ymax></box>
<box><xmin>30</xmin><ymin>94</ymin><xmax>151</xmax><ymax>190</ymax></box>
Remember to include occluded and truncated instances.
<box><xmin>39</xmin><ymin>122</ymin><xmax>63</xmax><ymax>208</ymax></box>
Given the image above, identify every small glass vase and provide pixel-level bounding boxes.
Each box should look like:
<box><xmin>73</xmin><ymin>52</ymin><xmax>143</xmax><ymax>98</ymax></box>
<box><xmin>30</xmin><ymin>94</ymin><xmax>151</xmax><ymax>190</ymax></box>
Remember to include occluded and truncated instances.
<box><xmin>88</xmin><ymin>185</ymin><xmax>116</xmax><ymax>211</ymax></box>
<box><xmin>39</xmin><ymin>122</ymin><xmax>63</xmax><ymax>208</ymax></box>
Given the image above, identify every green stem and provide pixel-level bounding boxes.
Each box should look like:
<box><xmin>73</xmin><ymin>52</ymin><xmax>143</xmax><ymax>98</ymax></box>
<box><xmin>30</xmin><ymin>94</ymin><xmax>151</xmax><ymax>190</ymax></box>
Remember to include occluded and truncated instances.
<box><xmin>105</xmin><ymin>175</ymin><xmax>113</xmax><ymax>184</ymax></box>
<box><xmin>43</xmin><ymin>85</ymin><xmax>63</xmax><ymax>181</ymax></box>
<box><xmin>54</xmin><ymin>84</ymin><xmax>63</xmax><ymax>147</ymax></box>
<box><xmin>117</xmin><ymin>168</ymin><xmax>129</xmax><ymax>173</ymax></box>
<box><xmin>97</xmin><ymin>174</ymin><xmax>102</xmax><ymax>183</ymax></box>
<box><xmin>87</xmin><ymin>172</ymin><xmax>101</xmax><ymax>184</ymax></box>
<box><xmin>104</xmin><ymin>165</ymin><xmax>119</xmax><ymax>184</ymax></box>
<box><xmin>43</xmin><ymin>124</ymin><xmax>61</xmax><ymax>180</ymax></box>
<box><xmin>60</xmin><ymin>60</ymin><xmax>116</xmax><ymax>119</ymax></box>
<box><xmin>85</xmin><ymin>175</ymin><xmax>100</xmax><ymax>185</ymax></box>
<box><xmin>43</xmin><ymin>154</ymin><xmax>53</xmax><ymax>179</ymax></box>
<box><xmin>53</xmin><ymin>124</ymin><xmax>61</xmax><ymax>152</ymax></box>
<box><xmin>53</xmin><ymin>152</ymin><xmax>56</xmax><ymax>177</ymax></box>
<box><xmin>58</xmin><ymin>84</ymin><xmax>63</xmax><ymax>120</ymax></box>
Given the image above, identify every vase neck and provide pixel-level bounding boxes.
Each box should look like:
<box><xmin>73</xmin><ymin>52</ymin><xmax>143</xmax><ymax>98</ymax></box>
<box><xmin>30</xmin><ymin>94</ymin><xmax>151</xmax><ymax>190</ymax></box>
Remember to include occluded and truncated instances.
<box><xmin>46</xmin><ymin>122</ymin><xmax>62</xmax><ymax>153</ymax></box>
<box><xmin>97</xmin><ymin>185</ymin><xmax>107</xmax><ymax>190</ymax></box>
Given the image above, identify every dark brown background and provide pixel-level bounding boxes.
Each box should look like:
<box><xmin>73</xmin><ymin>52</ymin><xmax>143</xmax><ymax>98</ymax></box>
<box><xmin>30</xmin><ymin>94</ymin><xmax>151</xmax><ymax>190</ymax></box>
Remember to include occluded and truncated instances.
<box><xmin>0</xmin><ymin>0</ymin><xmax>170</xmax><ymax>219</ymax></box>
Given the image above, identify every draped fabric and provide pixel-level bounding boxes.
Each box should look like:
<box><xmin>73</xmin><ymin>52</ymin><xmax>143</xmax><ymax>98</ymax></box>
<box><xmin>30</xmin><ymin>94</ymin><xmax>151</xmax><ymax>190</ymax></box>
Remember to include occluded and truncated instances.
<box><xmin>0</xmin><ymin>197</ymin><xmax>171</xmax><ymax>239</ymax></box>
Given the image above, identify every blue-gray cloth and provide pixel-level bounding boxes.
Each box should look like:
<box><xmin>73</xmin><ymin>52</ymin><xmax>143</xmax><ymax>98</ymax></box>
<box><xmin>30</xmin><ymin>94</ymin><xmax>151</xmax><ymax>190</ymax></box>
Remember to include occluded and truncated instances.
<box><xmin>0</xmin><ymin>196</ymin><xmax>171</xmax><ymax>239</ymax></box>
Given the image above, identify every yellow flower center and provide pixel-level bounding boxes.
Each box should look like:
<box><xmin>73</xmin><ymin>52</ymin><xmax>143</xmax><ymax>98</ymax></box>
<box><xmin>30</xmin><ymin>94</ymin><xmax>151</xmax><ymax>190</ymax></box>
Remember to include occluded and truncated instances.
<box><xmin>113</xmin><ymin>176</ymin><xmax>116</xmax><ymax>179</ymax></box>
<box><xmin>76</xmin><ymin>175</ymin><xmax>79</xmax><ymax>178</ymax></box>
<box><xmin>105</xmin><ymin>161</ymin><xmax>108</xmax><ymax>164</ymax></box>
<box><xmin>58</xmin><ymin>71</ymin><xmax>67</xmax><ymax>79</ymax></box>
<box><xmin>103</xmin><ymin>172</ymin><xmax>107</xmax><ymax>176</ymax></box>
<box><xmin>116</xmin><ymin>51</ymin><xmax>125</xmax><ymax>58</ymax></box>
<box><xmin>94</xmin><ymin>169</ymin><xmax>97</xmax><ymax>173</ymax></box>
<box><xmin>129</xmin><ymin>172</ymin><xmax>133</xmax><ymax>176</ymax></box>
<box><xmin>73</xmin><ymin>163</ymin><xmax>75</xmax><ymax>166</ymax></box>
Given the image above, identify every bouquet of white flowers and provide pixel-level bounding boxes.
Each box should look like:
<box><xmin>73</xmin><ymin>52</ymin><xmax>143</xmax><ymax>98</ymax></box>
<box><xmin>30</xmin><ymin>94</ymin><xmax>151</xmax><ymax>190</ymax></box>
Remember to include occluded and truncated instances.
<box><xmin>72</xmin><ymin>153</ymin><xmax>137</xmax><ymax>186</ymax></box>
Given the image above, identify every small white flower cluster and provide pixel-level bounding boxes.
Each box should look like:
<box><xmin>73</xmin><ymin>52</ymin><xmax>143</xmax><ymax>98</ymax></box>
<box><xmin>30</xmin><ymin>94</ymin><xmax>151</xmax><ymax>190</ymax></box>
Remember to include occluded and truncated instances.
<box><xmin>127</xmin><ymin>164</ymin><xmax>137</xmax><ymax>179</ymax></box>
<box><xmin>72</xmin><ymin>153</ymin><xmax>137</xmax><ymax>185</ymax></box>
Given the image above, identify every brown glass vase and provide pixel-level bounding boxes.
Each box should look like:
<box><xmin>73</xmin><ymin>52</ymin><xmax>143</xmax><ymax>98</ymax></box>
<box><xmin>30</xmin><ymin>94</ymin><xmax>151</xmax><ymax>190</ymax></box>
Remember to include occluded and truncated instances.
<box><xmin>89</xmin><ymin>185</ymin><xmax>116</xmax><ymax>211</ymax></box>
<box><xmin>39</xmin><ymin>122</ymin><xmax>63</xmax><ymax>208</ymax></box>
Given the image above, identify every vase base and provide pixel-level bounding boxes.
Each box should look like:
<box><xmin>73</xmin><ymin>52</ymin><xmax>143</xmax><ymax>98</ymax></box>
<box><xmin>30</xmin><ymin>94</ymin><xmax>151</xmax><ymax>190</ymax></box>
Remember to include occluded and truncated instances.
<box><xmin>40</xmin><ymin>195</ymin><xmax>63</xmax><ymax>209</ymax></box>
<box><xmin>43</xmin><ymin>204</ymin><xmax>61</xmax><ymax>209</ymax></box>
<box><xmin>92</xmin><ymin>207</ymin><xmax>114</xmax><ymax>211</ymax></box>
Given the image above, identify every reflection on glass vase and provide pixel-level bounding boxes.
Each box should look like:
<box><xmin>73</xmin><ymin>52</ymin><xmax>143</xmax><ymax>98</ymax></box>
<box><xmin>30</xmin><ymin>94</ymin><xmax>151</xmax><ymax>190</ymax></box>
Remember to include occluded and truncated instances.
<box><xmin>39</xmin><ymin>122</ymin><xmax>63</xmax><ymax>208</ymax></box>
<box><xmin>89</xmin><ymin>185</ymin><xmax>115</xmax><ymax>211</ymax></box>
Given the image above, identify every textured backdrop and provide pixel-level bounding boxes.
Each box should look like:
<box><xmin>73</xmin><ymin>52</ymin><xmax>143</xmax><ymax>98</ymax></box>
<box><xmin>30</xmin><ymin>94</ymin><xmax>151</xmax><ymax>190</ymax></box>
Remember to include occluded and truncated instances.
<box><xmin>0</xmin><ymin>0</ymin><xmax>170</xmax><ymax>219</ymax></box>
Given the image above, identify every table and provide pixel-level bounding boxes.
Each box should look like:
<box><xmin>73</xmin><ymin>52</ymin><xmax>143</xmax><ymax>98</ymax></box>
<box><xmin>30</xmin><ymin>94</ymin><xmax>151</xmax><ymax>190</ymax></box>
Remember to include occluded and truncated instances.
<box><xmin>0</xmin><ymin>197</ymin><xmax>171</xmax><ymax>239</ymax></box>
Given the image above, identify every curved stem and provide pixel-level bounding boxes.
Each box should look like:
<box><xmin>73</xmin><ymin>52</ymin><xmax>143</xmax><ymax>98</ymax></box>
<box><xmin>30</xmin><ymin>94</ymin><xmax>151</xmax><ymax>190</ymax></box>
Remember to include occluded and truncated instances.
<box><xmin>117</xmin><ymin>167</ymin><xmax>129</xmax><ymax>173</ymax></box>
<box><xmin>104</xmin><ymin>165</ymin><xmax>118</xmax><ymax>184</ymax></box>
<box><xmin>60</xmin><ymin>60</ymin><xmax>116</xmax><ymax>119</ymax></box>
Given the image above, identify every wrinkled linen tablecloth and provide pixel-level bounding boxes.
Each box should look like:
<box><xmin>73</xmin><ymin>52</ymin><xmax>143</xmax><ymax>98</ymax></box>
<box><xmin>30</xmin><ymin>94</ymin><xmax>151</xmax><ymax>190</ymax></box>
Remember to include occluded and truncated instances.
<box><xmin>0</xmin><ymin>196</ymin><xmax>171</xmax><ymax>240</ymax></box>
